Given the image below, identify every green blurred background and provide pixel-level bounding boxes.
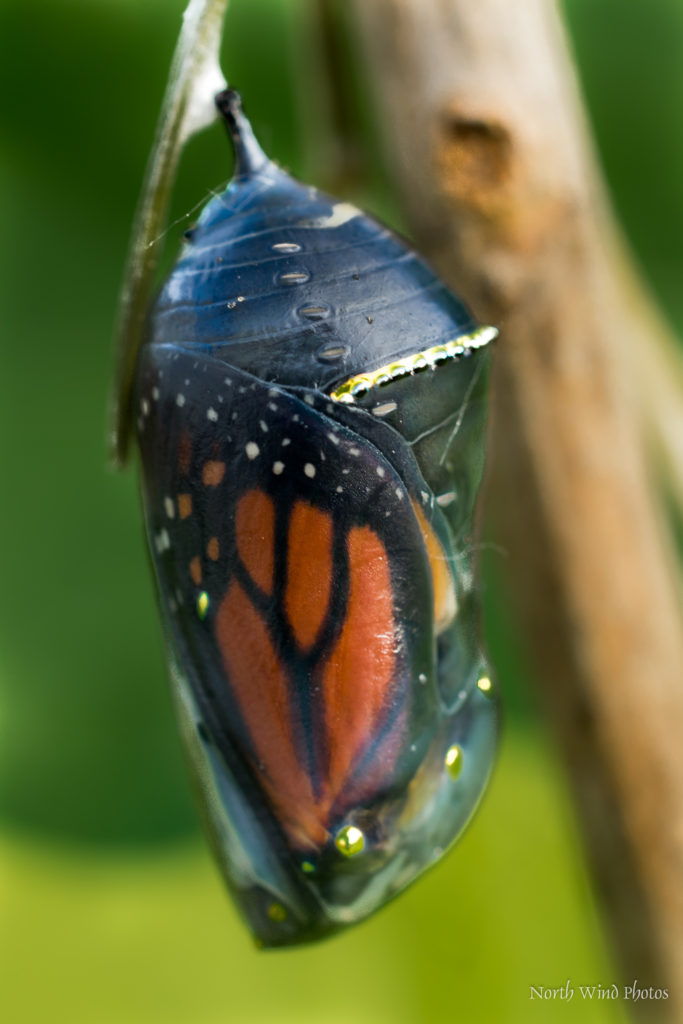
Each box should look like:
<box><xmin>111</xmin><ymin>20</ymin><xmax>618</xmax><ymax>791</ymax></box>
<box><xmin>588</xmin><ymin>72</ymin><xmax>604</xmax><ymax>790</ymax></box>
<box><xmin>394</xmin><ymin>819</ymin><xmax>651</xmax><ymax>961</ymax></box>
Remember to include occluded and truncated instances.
<box><xmin>0</xmin><ymin>1</ymin><xmax>680</xmax><ymax>1021</ymax></box>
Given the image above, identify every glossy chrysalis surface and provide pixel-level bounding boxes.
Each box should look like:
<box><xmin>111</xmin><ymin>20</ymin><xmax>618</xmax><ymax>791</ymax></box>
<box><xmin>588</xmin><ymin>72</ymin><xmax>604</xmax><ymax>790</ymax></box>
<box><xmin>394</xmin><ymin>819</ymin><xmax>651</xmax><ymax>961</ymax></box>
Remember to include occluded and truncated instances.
<box><xmin>134</xmin><ymin>90</ymin><xmax>499</xmax><ymax>947</ymax></box>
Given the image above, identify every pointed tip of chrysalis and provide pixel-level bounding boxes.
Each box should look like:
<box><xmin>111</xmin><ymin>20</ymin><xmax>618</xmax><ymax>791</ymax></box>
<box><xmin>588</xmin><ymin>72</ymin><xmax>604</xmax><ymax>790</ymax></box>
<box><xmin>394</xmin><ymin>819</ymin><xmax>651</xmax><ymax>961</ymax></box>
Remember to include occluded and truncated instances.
<box><xmin>215</xmin><ymin>89</ymin><xmax>270</xmax><ymax>179</ymax></box>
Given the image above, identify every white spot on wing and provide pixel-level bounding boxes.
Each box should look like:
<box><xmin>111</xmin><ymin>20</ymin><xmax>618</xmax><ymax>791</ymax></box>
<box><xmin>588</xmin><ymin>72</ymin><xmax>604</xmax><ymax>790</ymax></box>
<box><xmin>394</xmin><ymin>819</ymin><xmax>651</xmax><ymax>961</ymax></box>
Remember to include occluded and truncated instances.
<box><xmin>155</xmin><ymin>529</ymin><xmax>171</xmax><ymax>553</ymax></box>
<box><xmin>304</xmin><ymin>463</ymin><xmax>316</xmax><ymax>478</ymax></box>
<box><xmin>246</xmin><ymin>442</ymin><xmax>260</xmax><ymax>460</ymax></box>
<box><xmin>207</xmin><ymin>408</ymin><xmax>218</xmax><ymax>422</ymax></box>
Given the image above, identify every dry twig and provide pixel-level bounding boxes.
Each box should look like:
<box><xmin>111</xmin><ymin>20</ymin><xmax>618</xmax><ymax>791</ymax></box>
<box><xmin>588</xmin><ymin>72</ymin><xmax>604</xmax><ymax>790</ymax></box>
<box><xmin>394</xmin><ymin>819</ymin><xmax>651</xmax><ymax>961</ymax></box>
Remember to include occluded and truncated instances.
<box><xmin>347</xmin><ymin>0</ymin><xmax>683</xmax><ymax>1016</ymax></box>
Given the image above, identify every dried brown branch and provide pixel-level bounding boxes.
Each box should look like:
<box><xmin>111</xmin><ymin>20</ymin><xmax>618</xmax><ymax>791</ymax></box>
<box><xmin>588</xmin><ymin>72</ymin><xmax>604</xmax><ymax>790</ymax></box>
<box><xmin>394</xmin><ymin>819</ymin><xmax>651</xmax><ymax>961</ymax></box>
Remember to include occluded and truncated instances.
<box><xmin>347</xmin><ymin>0</ymin><xmax>683</xmax><ymax>1016</ymax></box>
<box><xmin>111</xmin><ymin>0</ymin><xmax>229</xmax><ymax>467</ymax></box>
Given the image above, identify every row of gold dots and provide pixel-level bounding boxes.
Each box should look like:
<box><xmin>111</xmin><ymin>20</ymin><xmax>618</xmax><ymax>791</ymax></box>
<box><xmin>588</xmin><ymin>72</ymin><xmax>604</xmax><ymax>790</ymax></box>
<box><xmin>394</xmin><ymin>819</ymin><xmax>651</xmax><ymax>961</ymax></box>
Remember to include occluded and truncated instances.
<box><xmin>330</xmin><ymin>324</ymin><xmax>498</xmax><ymax>404</ymax></box>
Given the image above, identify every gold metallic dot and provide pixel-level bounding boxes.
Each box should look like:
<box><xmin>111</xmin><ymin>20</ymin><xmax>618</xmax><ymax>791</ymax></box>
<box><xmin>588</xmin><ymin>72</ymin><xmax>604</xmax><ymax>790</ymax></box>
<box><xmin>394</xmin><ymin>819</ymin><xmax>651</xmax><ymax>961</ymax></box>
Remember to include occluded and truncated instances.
<box><xmin>445</xmin><ymin>744</ymin><xmax>464</xmax><ymax>779</ymax></box>
<box><xmin>197</xmin><ymin>592</ymin><xmax>209</xmax><ymax>619</ymax></box>
<box><xmin>351</xmin><ymin>378</ymin><xmax>371</xmax><ymax>397</ymax></box>
<box><xmin>267</xmin><ymin>902</ymin><xmax>287</xmax><ymax>922</ymax></box>
<box><xmin>301</xmin><ymin>861</ymin><xmax>315</xmax><ymax>874</ymax></box>
<box><xmin>335</xmin><ymin>824</ymin><xmax>365</xmax><ymax>858</ymax></box>
<box><xmin>477</xmin><ymin>674</ymin><xmax>493</xmax><ymax>697</ymax></box>
<box><xmin>386</xmin><ymin>362</ymin><xmax>403</xmax><ymax>377</ymax></box>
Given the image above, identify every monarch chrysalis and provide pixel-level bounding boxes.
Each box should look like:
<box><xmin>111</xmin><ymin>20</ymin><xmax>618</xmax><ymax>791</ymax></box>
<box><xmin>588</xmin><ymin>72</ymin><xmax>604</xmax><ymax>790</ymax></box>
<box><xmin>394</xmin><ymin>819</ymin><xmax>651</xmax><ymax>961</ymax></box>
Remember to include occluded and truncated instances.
<box><xmin>133</xmin><ymin>90</ymin><xmax>499</xmax><ymax>947</ymax></box>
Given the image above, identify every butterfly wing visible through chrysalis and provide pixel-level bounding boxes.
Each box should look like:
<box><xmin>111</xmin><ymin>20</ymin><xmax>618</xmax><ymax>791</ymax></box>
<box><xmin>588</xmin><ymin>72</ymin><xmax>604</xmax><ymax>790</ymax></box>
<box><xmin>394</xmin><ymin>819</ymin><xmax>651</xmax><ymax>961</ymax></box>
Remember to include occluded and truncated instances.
<box><xmin>135</xmin><ymin>342</ymin><xmax>472</xmax><ymax>943</ymax></box>
<box><xmin>129</xmin><ymin>87</ymin><xmax>500</xmax><ymax>948</ymax></box>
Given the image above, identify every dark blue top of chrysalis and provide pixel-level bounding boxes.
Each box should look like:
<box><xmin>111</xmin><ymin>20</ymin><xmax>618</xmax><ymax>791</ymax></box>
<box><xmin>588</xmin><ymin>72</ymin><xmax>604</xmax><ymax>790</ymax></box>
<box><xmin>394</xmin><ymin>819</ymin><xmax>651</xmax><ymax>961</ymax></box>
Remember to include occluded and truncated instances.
<box><xmin>150</xmin><ymin>90</ymin><xmax>477</xmax><ymax>392</ymax></box>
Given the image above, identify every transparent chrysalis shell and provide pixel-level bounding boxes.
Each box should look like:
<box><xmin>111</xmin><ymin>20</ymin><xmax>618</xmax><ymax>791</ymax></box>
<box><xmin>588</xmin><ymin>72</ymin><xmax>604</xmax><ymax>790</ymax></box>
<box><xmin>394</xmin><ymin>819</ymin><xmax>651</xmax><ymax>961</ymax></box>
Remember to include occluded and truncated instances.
<box><xmin>134</xmin><ymin>90</ymin><xmax>499</xmax><ymax>947</ymax></box>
